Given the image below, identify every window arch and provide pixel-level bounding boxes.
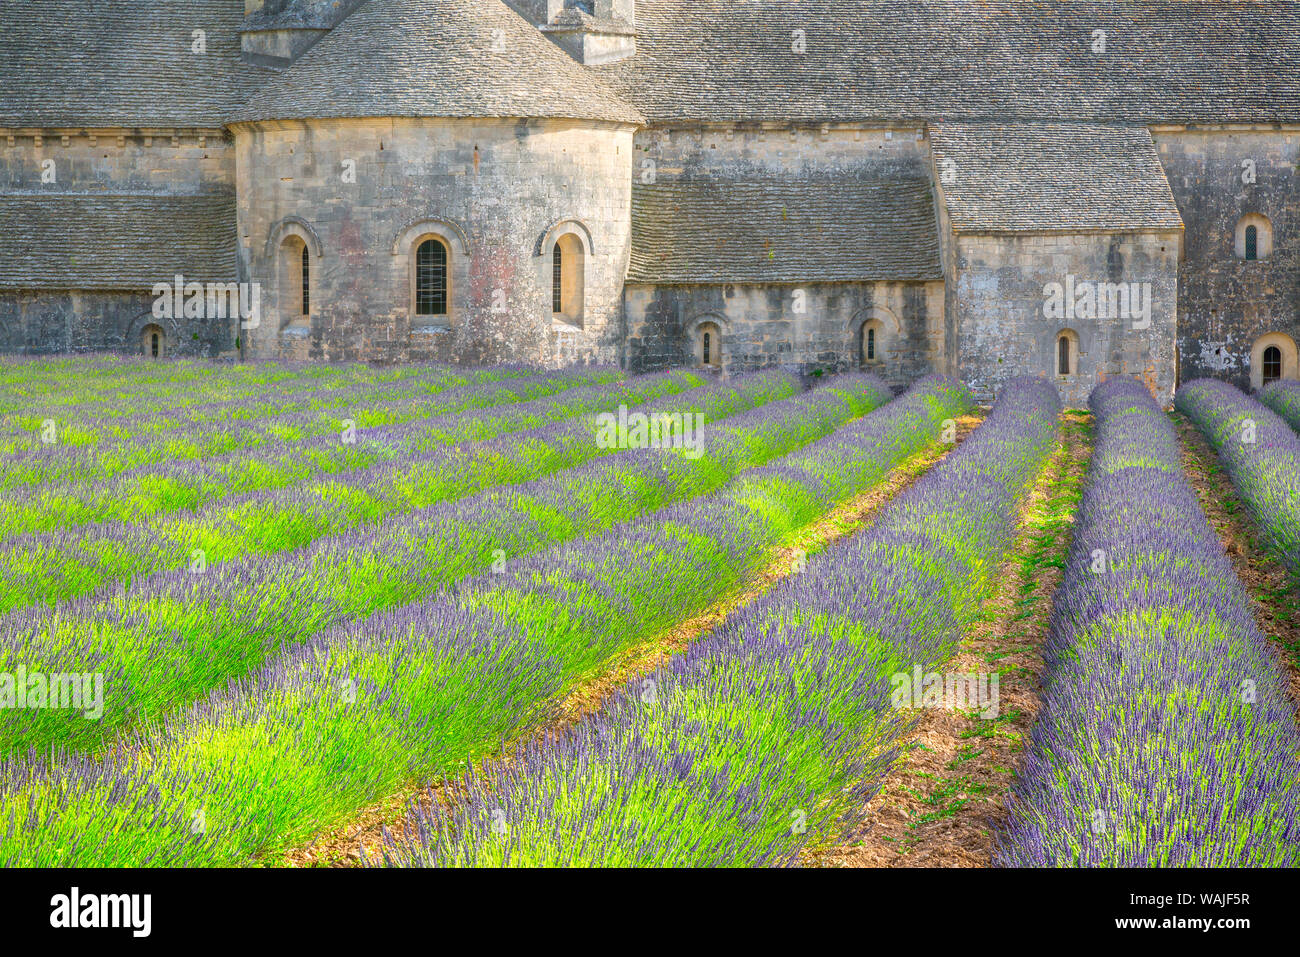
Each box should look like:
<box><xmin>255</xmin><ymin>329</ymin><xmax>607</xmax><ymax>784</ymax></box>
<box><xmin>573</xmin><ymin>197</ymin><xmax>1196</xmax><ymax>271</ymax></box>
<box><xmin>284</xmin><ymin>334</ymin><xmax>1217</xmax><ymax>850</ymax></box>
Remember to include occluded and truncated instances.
<box><xmin>552</xmin><ymin>233</ymin><xmax>585</xmax><ymax>328</ymax></box>
<box><xmin>300</xmin><ymin>245</ymin><xmax>311</xmax><ymax>316</ymax></box>
<box><xmin>859</xmin><ymin>319</ymin><xmax>884</xmax><ymax>366</ymax></box>
<box><xmin>1250</xmin><ymin>332</ymin><xmax>1298</xmax><ymax>389</ymax></box>
<box><xmin>1055</xmin><ymin>329</ymin><xmax>1080</xmax><ymax>377</ymax></box>
<box><xmin>697</xmin><ymin>320</ymin><xmax>722</xmax><ymax>369</ymax></box>
<box><xmin>141</xmin><ymin>323</ymin><xmax>166</xmax><ymax>359</ymax></box>
<box><xmin>415</xmin><ymin>238</ymin><xmax>448</xmax><ymax>316</ymax></box>
<box><xmin>278</xmin><ymin>235</ymin><xmax>312</xmax><ymax>328</ymax></box>
<box><xmin>850</xmin><ymin>309</ymin><xmax>898</xmax><ymax>370</ymax></box>
<box><xmin>1235</xmin><ymin>214</ymin><xmax>1273</xmax><ymax>260</ymax></box>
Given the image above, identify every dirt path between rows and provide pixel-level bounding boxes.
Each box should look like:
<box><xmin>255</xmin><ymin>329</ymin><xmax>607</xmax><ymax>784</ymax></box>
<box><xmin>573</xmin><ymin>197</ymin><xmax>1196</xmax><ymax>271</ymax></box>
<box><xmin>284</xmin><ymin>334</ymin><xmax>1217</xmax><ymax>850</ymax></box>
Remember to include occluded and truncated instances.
<box><xmin>1172</xmin><ymin>412</ymin><xmax>1300</xmax><ymax>715</ymax></box>
<box><xmin>274</xmin><ymin>412</ymin><xmax>985</xmax><ymax>867</ymax></box>
<box><xmin>805</xmin><ymin>413</ymin><xmax>1092</xmax><ymax>868</ymax></box>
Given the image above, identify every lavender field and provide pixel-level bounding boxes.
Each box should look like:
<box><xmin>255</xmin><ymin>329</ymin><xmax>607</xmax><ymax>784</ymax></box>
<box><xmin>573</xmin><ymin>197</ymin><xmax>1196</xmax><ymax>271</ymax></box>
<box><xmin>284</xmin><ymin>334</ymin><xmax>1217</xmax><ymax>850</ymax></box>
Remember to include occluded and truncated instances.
<box><xmin>1</xmin><ymin>356</ymin><xmax>1297</xmax><ymax>870</ymax></box>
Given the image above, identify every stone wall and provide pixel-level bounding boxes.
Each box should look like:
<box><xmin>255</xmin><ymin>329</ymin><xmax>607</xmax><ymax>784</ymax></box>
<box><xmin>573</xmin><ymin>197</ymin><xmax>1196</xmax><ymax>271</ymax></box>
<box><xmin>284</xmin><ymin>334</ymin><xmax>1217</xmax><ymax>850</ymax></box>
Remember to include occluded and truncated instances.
<box><xmin>951</xmin><ymin>231</ymin><xmax>1182</xmax><ymax>407</ymax></box>
<box><xmin>0</xmin><ymin>130</ymin><xmax>236</xmax><ymax>357</ymax></box>
<box><xmin>626</xmin><ymin>280</ymin><xmax>944</xmax><ymax>384</ymax></box>
<box><xmin>232</xmin><ymin>116</ymin><xmax>636</xmax><ymax>365</ymax></box>
<box><xmin>625</xmin><ymin>124</ymin><xmax>940</xmax><ymax>379</ymax></box>
<box><xmin>0</xmin><ymin>131</ymin><xmax>233</xmax><ymax>195</ymax></box>
<box><xmin>1153</xmin><ymin>127</ymin><xmax>1300</xmax><ymax>390</ymax></box>
<box><xmin>0</xmin><ymin>290</ymin><xmax>219</xmax><ymax>357</ymax></box>
<box><xmin>636</xmin><ymin>123</ymin><xmax>930</xmax><ymax>185</ymax></box>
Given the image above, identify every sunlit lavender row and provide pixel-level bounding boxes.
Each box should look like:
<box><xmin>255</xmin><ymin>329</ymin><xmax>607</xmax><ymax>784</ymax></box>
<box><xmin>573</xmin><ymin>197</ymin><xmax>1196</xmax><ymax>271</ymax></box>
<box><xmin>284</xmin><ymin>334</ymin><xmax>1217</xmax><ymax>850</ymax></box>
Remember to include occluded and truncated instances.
<box><xmin>0</xmin><ymin>372</ymin><xmax>890</xmax><ymax>756</ymax></box>
<box><xmin>1177</xmin><ymin>378</ymin><xmax>1300</xmax><ymax>574</ymax></box>
<box><xmin>1260</xmin><ymin>378</ymin><xmax>1300</xmax><ymax>438</ymax></box>
<box><xmin>0</xmin><ymin>367</ymin><xmax>645</xmax><ymax>533</ymax></box>
<box><xmin>0</xmin><ymin>365</ymin><xmax>618</xmax><ymax>492</ymax></box>
<box><xmin>376</xmin><ymin>376</ymin><xmax>1057</xmax><ymax>867</ymax></box>
<box><xmin>0</xmin><ymin>375</ymin><xmax>967</xmax><ymax>865</ymax></box>
<box><xmin>0</xmin><ymin>368</ymin><xmax>764</xmax><ymax>612</ymax></box>
<box><xmin>0</xmin><ymin>358</ymin><xmax>494</xmax><ymax>455</ymax></box>
<box><xmin>997</xmin><ymin>378</ymin><xmax>1300</xmax><ymax>866</ymax></box>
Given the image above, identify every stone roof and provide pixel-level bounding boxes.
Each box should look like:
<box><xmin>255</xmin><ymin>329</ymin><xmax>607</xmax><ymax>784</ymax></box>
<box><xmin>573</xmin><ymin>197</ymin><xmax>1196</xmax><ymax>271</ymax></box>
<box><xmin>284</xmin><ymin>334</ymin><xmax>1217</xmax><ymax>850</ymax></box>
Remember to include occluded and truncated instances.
<box><xmin>6</xmin><ymin>1</ymin><xmax>1297</xmax><ymax>131</ymax></box>
<box><xmin>0</xmin><ymin>0</ymin><xmax>277</xmax><ymax>129</ymax></box>
<box><xmin>628</xmin><ymin>172</ymin><xmax>942</xmax><ymax>284</ymax></box>
<box><xmin>233</xmin><ymin>0</ymin><xmax>644</xmax><ymax>125</ymax></box>
<box><xmin>929</xmin><ymin>123</ymin><xmax>1184</xmax><ymax>234</ymax></box>
<box><xmin>0</xmin><ymin>194</ymin><xmax>237</xmax><ymax>290</ymax></box>
<box><xmin>595</xmin><ymin>0</ymin><xmax>1300</xmax><ymax>125</ymax></box>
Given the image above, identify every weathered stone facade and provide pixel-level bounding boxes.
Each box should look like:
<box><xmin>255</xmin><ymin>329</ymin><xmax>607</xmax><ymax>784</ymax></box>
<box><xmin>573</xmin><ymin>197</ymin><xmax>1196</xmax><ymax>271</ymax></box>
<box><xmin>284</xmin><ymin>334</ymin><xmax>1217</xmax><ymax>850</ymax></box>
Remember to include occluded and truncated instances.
<box><xmin>2</xmin><ymin>0</ymin><xmax>1300</xmax><ymax>406</ymax></box>
<box><xmin>948</xmin><ymin>232</ymin><xmax>1182</xmax><ymax>406</ymax></box>
<box><xmin>0</xmin><ymin>131</ymin><xmax>236</xmax><ymax>357</ymax></box>
<box><xmin>0</xmin><ymin>291</ymin><xmax>185</xmax><ymax>356</ymax></box>
<box><xmin>1154</xmin><ymin>128</ymin><xmax>1300</xmax><ymax>391</ymax></box>
<box><xmin>233</xmin><ymin>117</ymin><xmax>636</xmax><ymax>364</ymax></box>
<box><xmin>622</xmin><ymin>125</ymin><xmax>945</xmax><ymax>388</ymax></box>
<box><xmin>626</xmin><ymin>281</ymin><xmax>945</xmax><ymax>383</ymax></box>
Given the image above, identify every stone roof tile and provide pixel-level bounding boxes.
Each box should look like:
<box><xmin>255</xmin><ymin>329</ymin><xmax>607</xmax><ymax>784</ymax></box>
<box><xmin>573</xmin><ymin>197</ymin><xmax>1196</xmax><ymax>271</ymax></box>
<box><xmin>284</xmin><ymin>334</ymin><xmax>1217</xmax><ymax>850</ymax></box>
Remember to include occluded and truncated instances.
<box><xmin>929</xmin><ymin>122</ymin><xmax>1184</xmax><ymax>233</ymax></box>
<box><xmin>0</xmin><ymin>0</ymin><xmax>276</xmax><ymax>129</ymax></box>
<box><xmin>232</xmin><ymin>0</ymin><xmax>644</xmax><ymax>125</ymax></box>
<box><xmin>0</xmin><ymin>193</ymin><xmax>237</xmax><ymax>289</ymax></box>
<box><xmin>629</xmin><ymin>172</ymin><xmax>942</xmax><ymax>283</ymax></box>
<box><xmin>595</xmin><ymin>0</ymin><xmax>1300</xmax><ymax>125</ymax></box>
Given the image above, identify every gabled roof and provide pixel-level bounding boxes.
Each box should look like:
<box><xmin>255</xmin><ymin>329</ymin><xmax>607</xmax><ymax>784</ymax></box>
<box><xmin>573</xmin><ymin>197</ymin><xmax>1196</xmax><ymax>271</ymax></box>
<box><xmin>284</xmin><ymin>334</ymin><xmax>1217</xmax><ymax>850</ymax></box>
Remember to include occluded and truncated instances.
<box><xmin>929</xmin><ymin>123</ymin><xmax>1184</xmax><ymax>234</ymax></box>
<box><xmin>0</xmin><ymin>194</ymin><xmax>236</xmax><ymax>290</ymax></box>
<box><xmin>594</xmin><ymin>0</ymin><xmax>1300</xmax><ymax>125</ymax></box>
<box><xmin>0</xmin><ymin>0</ymin><xmax>276</xmax><ymax>129</ymax></box>
<box><xmin>628</xmin><ymin>172</ymin><xmax>943</xmax><ymax>284</ymax></box>
<box><xmin>232</xmin><ymin>0</ymin><xmax>644</xmax><ymax>125</ymax></box>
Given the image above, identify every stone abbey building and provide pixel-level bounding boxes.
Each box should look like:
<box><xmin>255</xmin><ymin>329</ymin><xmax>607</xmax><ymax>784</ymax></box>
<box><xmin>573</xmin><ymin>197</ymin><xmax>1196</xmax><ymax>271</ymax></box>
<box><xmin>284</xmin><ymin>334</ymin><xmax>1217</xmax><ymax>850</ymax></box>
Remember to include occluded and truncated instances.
<box><xmin>2</xmin><ymin>0</ymin><xmax>1299</xmax><ymax>405</ymax></box>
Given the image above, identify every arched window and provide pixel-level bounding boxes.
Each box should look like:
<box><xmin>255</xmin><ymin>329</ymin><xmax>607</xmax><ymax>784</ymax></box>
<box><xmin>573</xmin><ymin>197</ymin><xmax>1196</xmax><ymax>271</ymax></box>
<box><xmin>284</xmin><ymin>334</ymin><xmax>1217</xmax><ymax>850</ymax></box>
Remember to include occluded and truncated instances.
<box><xmin>415</xmin><ymin>238</ymin><xmax>448</xmax><ymax>316</ymax></box>
<box><xmin>1251</xmin><ymin>333</ymin><xmax>1298</xmax><ymax>389</ymax></box>
<box><xmin>300</xmin><ymin>245</ymin><xmax>311</xmax><ymax>316</ymax></box>
<box><xmin>1236</xmin><ymin>214</ymin><xmax>1272</xmax><ymax>260</ymax></box>
<box><xmin>1263</xmin><ymin>345</ymin><xmax>1283</xmax><ymax>384</ymax></box>
<box><xmin>697</xmin><ymin>320</ymin><xmax>722</xmax><ymax>369</ymax></box>
<box><xmin>279</xmin><ymin>235</ymin><xmax>311</xmax><ymax>328</ymax></box>
<box><xmin>552</xmin><ymin>233</ymin><xmax>585</xmax><ymax>327</ymax></box>
<box><xmin>1055</xmin><ymin>330</ymin><xmax>1079</xmax><ymax>377</ymax></box>
<box><xmin>855</xmin><ymin>315</ymin><xmax>891</xmax><ymax>368</ymax></box>
<box><xmin>553</xmin><ymin>245</ymin><xmax>563</xmax><ymax>314</ymax></box>
<box><xmin>859</xmin><ymin>320</ymin><xmax>884</xmax><ymax>366</ymax></box>
<box><xmin>141</xmin><ymin>323</ymin><xmax>165</xmax><ymax>359</ymax></box>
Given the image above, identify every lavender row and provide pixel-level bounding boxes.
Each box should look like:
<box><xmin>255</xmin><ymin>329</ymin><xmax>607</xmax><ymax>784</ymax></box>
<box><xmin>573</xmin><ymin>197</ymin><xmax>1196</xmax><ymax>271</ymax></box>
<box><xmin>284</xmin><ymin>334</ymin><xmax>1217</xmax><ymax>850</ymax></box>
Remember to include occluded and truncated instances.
<box><xmin>1176</xmin><ymin>378</ymin><xmax>1300</xmax><ymax>575</ymax></box>
<box><xmin>1259</xmin><ymin>379</ymin><xmax>1300</xmax><ymax>437</ymax></box>
<box><xmin>997</xmin><ymin>378</ymin><xmax>1300</xmax><ymax>866</ymax></box>
<box><xmin>0</xmin><ymin>368</ymin><xmax>725</xmax><ymax>613</ymax></box>
<box><xmin>0</xmin><ymin>372</ymin><xmax>890</xmax><ymax>756</ymax></box>
<box><xmin>0</xmin><ymin>358</ymin><xmax>444</xmax><ymax>449</ymax></box>
<box><xmin>0</xmin><ymin>364</ymin><xmax>596</xmax><ymax>485</ymax></box>
<box><xmin>375</xmin><ymin>377</ymin><xmax>1059</xmax><ymax>867</ymax></box>
<box><xmin>0</xmin><ymin>375</ymin><xmax>969</xmax><ymax>865</ymax></box>
<box><xmin>0</xmin><ymin>367</ymin><xmax>626</xmax><ymax>533</ymax></box>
